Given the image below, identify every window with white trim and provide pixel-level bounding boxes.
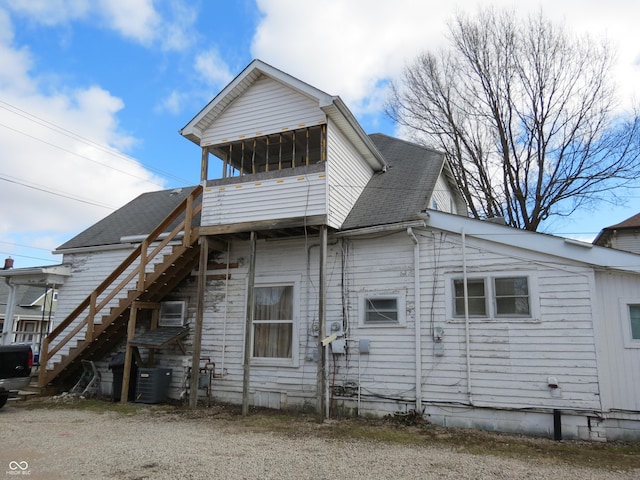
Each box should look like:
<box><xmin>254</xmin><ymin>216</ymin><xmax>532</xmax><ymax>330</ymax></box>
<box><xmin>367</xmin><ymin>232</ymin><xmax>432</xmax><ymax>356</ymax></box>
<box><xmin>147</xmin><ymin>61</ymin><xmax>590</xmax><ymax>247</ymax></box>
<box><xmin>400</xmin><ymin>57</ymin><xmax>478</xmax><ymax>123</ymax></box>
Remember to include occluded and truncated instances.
<box><xmin>453</xmin><ymin>278</ymin><xmax>486</xmax><ymax>316</ymax></box>
<box><xmin>494</xmin><ymin>277</ymin><xmax>530</xmax><ymax>316</ymax></box>
<box><xmin>360</xmin><ymin>292</ymin><xmax>406</xmax><ymax>326</ymax></box>
<box><xmin>450</xmin><ymin>275</ymin><xmax>533</xmax><ymax>320</ymax></box>
<box><xmin>250</xmin><ymin>277</ymin><xmax>300</xmax><ymax>365</ymax></box>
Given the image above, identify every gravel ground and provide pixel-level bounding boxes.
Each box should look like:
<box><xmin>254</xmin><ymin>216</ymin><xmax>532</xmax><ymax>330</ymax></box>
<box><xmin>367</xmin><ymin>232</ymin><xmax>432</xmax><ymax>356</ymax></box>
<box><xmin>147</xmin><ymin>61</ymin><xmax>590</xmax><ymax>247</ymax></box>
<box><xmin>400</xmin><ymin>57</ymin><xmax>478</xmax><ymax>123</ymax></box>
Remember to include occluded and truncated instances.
<box><xmin>1</xmin><ymin>402</ymin><xmax>638</xmax><ymax>480</ymax></box>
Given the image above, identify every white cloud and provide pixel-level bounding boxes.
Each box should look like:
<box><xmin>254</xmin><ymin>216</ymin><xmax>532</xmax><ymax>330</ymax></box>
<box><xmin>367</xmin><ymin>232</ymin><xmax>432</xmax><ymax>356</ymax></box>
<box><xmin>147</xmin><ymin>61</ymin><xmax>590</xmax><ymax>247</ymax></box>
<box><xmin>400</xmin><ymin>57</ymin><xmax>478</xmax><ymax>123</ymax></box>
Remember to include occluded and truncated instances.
<box><xmin>252</xmin><ymin>0</ymin><xmax>640</xmax><ymax>118</ymax></box>
<box><xmin>3</xmin><ymin>0</ymin><xmax>196</xmax><ymax>52</ymax></box>
<box><xmin>97</xmin><ymin>0</ymin><xmax>159</xmax><ymax>45</ymax></box>
<box><xmin>194</xmin><ymin>49</ymin><xmax>235</xmax><ymax>88</ymax></box>
<box><xmin>0</xmin><ymin>8</ymin><xmax>164</xmax><ymax>258</ymax></box>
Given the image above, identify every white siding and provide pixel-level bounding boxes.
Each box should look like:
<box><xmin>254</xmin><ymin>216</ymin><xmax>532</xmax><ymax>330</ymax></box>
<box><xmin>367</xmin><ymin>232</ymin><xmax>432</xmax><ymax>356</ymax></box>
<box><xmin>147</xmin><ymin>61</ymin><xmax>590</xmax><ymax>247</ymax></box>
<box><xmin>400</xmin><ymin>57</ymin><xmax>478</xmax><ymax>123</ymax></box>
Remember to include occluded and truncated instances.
<box><xmin>415</xmin><ymin>231</ymin><xmax>601</xmax><ymax>411</ymax></box>
<box><xmin>202</xmin><ymin>76</ymin><xmax>326</xmax><ymax>146</ymax></box>
<box><xmin>430</xmin><ymin>174</ymin><xmax>458</xmax><ymax>214</ymax></box>
<box><xmin>611</xmin><ymin>231</ymin><xmax>640</xmax><ymax>255</ymax></box>
<box><xmin>592</xmin><ymin>271</ymin><xmax>640</xmax><ymax>412</ymax></box>
<box><xmin>326</xmin><ymin>122</ymin><xmax>374</xmax><ymax>228</ymax></box>
<box><xmin>201</xmin><ymin>170</ymin><xmax>327</xmax><ymax>227</ymax></box>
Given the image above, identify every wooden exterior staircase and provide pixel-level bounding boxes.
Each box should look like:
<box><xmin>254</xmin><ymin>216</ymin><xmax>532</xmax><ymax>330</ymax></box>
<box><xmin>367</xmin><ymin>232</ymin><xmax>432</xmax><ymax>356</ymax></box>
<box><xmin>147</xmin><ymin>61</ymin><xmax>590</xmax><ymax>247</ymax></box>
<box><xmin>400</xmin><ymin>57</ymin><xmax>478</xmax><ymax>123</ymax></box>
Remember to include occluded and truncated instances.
<box><xmin>38</xmin><ymin>186</ymin><xmax>203</xmax><ymax>390</ymax></box>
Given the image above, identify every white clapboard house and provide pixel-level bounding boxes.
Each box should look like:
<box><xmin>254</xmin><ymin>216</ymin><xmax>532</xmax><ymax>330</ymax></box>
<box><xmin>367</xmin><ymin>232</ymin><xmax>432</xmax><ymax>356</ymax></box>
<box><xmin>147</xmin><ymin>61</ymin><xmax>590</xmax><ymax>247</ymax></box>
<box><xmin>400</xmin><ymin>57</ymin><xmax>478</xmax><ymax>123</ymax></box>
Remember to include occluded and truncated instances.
<box><xmin>32</xmin><ymin>60</ymin><xmax>640</xmax><ymax>441</ymax></box>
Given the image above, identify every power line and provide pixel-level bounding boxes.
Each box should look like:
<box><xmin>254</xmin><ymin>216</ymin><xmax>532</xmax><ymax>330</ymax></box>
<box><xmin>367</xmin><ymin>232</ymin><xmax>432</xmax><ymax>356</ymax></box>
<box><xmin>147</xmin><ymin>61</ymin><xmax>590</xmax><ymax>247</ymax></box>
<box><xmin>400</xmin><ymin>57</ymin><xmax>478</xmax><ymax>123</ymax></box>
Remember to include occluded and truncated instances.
<box><xmin>0</xmin><ymin>174</ymin><xmax>116</xmax><ymax>209</ymax></box>
<box><xmin>0</xmin><ymin>99</ymin><xmax>193</xmax><ymax>185</ymax></box>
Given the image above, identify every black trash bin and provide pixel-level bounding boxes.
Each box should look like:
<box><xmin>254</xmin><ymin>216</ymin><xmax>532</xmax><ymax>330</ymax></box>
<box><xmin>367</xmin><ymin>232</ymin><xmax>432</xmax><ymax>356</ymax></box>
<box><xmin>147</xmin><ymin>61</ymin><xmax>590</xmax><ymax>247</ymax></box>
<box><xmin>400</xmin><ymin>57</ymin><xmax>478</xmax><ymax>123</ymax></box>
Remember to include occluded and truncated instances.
<box><xmin>108</xmin><ymin>352</ymin><xmax>137</xmax><ymax>401</ymax></box>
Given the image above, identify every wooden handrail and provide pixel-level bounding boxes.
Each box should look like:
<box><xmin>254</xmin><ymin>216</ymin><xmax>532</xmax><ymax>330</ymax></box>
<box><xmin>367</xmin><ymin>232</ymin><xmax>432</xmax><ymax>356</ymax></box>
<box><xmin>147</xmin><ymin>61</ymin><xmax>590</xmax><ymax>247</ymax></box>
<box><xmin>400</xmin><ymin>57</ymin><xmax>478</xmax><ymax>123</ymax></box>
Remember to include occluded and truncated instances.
<box><xmin>39</xmin><ymin>186</ymin><xmax>203</xmax><ymax>386</ymax></box>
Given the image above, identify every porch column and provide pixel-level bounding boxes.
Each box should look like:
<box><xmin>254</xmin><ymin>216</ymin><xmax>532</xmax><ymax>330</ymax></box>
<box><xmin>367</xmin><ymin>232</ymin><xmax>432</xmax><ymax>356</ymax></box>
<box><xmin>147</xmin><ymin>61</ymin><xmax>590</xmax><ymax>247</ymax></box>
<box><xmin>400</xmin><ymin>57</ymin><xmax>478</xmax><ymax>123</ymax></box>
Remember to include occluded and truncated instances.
<box><xmin>316</xmin><ymin>225</ymin><xmax>327</xmax><ymax>421</ymax></box>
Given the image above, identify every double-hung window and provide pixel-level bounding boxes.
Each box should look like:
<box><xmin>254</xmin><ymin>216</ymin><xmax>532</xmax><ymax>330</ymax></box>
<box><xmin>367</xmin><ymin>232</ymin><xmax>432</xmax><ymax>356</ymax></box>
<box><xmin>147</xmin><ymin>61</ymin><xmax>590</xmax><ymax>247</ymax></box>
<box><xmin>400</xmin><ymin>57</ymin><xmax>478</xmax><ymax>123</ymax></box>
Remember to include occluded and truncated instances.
<box><xmin>494</xmin><ymin>277</ymin><xmax>530</xmax><ymax>316</ymax></box>
<box><xmin>453</xmin><ymin>279</ymin><xmax>486</xmax><ymax>317</ymax></box>
<box><xmin>452</xmin><ymin>276</ymin><xmax>532</xmax><ymax>320</ymax></box>
<box><xmin>253</xmin><ymin>284</ymin><xmax>294</xmax><ymax>360</ymax></box>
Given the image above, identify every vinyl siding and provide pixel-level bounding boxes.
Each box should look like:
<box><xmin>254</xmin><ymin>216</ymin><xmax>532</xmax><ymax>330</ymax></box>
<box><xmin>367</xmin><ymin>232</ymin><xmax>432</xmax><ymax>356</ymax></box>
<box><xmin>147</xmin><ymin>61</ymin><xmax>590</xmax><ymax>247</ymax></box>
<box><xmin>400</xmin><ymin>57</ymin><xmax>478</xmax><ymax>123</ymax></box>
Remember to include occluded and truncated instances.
<box><xmin>326</xmin><ymin>122</ymin><xmax>374</xmax><ymax>228</ymax></box>
<box><xmin>201</xmin><ymin>76</ymin><xmax>326</xmax><ymax>146</ymax></box>
<box><xmin>201</xmin><ymin>169</ymin><xmax>327</xmax><ymax>227</ymax></box>
<box><xmin>430</xmin><ymin>174</ymin><xmax>457</xmax><ymax>214</ymax></box>
<box><xmin>592</xmin><ymin>270</ymin><xmax>640</xmax><ymax>412</ymax></box>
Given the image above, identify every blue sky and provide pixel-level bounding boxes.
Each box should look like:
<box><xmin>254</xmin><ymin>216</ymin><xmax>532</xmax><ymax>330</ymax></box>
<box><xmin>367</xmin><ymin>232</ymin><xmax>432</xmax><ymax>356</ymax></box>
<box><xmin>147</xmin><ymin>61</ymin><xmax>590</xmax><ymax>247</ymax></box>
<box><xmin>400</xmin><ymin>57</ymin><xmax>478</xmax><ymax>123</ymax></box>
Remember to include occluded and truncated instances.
<box><xmin>0</xmin><ymin>0</ymin><xmax>638</xmax><ymax>268</ymax></box>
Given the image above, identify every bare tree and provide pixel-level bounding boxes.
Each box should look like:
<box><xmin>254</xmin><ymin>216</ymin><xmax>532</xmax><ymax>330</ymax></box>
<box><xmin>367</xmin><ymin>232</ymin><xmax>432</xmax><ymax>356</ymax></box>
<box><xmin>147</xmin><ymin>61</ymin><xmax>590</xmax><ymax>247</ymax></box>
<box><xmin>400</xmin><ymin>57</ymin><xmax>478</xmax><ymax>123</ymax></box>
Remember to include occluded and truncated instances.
<box><xmin>388</xmin><ymin>8</ymin><xmax>640</xmax><ymax>231</ymax></box>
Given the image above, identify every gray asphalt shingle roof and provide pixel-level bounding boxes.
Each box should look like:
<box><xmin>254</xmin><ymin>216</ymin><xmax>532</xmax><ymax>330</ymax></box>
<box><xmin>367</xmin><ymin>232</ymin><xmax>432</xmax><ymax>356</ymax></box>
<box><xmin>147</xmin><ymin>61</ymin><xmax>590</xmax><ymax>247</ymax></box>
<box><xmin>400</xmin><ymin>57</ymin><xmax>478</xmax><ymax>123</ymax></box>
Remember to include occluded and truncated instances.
<box><xmin>56</xmin><ymin>135</ymin><xmax>447</xmax><ymax>250</ymax></box>
<box><xmin>56</xmin><ymin>186</ymin><xmax>199</xmax><ymax>251</ymax></box>
<box><xmin>341</xmin><ymin>133</ymin><xmax>445</xmax><ymax>230</ymax></box>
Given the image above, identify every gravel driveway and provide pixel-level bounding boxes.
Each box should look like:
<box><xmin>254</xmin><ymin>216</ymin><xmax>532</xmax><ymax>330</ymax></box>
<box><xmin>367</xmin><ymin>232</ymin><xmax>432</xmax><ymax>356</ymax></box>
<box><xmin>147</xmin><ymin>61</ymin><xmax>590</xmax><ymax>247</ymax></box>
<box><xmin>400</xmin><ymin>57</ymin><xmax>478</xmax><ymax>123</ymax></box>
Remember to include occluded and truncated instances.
<box><xmin>1</xmin><ymin>401</ymin><xmax>638</xmax><ymax>480</ymax></box>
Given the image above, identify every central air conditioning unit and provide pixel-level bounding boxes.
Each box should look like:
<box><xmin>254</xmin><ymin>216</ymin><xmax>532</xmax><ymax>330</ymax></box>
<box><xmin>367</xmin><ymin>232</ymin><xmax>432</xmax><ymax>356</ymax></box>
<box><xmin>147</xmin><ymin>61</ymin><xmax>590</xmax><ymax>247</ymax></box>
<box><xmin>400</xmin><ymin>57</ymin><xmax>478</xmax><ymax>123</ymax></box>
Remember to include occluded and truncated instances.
<box><xmin>158</xmin><ymin>301</ymin><xmax>186</xmax><ymax>327</ymax></box>
<box><xmin>135</xmin><ymin>368</ymin><xmax>173</xmax><ymax>404</ymax></box>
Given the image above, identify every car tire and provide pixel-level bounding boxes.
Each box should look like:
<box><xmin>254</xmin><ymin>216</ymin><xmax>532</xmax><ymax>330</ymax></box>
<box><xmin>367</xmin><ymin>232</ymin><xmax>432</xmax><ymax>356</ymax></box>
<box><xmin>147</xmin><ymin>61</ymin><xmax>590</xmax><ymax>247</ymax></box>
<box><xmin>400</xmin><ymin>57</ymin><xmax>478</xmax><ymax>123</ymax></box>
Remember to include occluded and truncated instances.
<box><xmin>0</xmin><ymin>393</ymin><xmax>8</xmax><ymax>409</ymax></box>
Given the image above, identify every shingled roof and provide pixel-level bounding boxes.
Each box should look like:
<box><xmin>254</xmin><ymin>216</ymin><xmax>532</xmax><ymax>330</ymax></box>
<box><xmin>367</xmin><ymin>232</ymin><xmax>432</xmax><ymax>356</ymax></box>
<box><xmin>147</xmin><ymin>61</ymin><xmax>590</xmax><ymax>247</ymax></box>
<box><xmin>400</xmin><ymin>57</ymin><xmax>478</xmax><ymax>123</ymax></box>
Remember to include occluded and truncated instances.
<box><xmin>341</xmin><ymin>133</ymin><xmax>447</xmax><ymax>230</ymax></box>
<box><xmin>56</xmin><ymin>135</ymin><xmax>456</xmax><ymax>250</ymax></box>
<box><xmin>593</xmin><ymin>212</ymin><xmax>640</xmax><ymax>248</ymax></box>
<box><xmin>55</xmin><ymin>186</ymin><xmax>199</xmax><ymax>251</ymax></box>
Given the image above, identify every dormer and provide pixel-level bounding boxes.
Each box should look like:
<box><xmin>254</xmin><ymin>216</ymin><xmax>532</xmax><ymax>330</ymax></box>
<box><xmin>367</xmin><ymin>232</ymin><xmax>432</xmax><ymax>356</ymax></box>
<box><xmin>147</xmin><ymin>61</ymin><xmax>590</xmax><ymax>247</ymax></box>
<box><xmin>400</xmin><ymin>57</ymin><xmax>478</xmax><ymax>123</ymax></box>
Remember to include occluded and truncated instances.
<box><xmin>180</xmin><ymin>59</ymin><xmax>386</xmax><ymax>234</ymax></box>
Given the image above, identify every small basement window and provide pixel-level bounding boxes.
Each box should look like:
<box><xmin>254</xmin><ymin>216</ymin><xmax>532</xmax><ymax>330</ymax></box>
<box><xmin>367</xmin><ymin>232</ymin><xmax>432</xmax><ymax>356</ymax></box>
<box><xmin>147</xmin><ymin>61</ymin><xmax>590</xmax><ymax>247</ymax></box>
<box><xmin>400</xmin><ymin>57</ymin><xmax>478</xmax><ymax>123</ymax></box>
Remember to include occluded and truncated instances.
<box><xmin>159</xmin><ymin>301</ymin><xmax>186</xmax><ymax>327</ymax></box>
<box><xmin>360</xmin><ymin>293</ymin><xmax>406</xmax><ymax>326</ymax></box>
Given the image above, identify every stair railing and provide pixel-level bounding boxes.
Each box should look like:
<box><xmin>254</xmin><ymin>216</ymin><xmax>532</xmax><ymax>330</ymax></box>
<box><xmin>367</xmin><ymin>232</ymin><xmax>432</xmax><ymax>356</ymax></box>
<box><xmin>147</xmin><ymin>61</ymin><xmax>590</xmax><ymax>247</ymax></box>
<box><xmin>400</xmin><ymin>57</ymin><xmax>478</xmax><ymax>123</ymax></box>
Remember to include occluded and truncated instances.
<box><xmin>39</xmin><ymin>185</ymin><xmax>203</xmax><ymax>387</ymax></box>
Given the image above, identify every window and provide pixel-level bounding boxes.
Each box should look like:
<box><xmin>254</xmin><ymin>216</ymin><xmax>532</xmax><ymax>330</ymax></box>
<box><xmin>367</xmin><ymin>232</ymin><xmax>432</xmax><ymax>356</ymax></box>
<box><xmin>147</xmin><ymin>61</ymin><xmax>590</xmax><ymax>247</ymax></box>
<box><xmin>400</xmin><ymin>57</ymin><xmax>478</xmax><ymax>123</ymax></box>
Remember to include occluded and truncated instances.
<box><xmin>450</xmin><ymin>276</ymin><xmax>533</xmax><ymax>320</ymax></box>
<box><xmin>453</xmin><ymin>279</ymin><xmax>487</xmax><ymax>316</ymax></box>
<box><xmin>629</xmin><ymin>305</ymin><xmax>640</xmax><ymax>340</ymax></box>
<box><xmin>359</xmin><ymin>292</ymin><xmax>406</xmax><ymax>327</ymax></box>
<box><xmin>494</xmin><ymin>277</ymin><xmax>530</xmax><ymax>316</ymax></box>
<box><xmin>365</xmin><ymin>298</ymin><xmax>399</xmax><ymax>324</ymax></box>
<box><xmin>253</xmin><ymin>285</ymin><xmax>293</xmax><ymax>359</ymax></box>
<box><xmin>159</xmin><ymin>301</ymin><xmax>186</xmax><ymax>327</ymax></box>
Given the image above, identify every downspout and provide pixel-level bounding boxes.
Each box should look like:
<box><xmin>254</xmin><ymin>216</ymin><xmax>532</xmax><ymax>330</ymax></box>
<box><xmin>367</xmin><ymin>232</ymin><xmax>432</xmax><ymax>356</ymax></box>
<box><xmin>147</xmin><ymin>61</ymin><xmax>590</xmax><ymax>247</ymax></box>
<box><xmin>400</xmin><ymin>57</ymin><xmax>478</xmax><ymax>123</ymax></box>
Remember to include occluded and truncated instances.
<box><xmin>461</xmin><ymin>229</ymin><xmax>474</xmax><ymax>405</ymax></box>
<box><xmin>407</xmin><ymin>227</ymin><xmax>422</xmax><ymax>413</ymax></box>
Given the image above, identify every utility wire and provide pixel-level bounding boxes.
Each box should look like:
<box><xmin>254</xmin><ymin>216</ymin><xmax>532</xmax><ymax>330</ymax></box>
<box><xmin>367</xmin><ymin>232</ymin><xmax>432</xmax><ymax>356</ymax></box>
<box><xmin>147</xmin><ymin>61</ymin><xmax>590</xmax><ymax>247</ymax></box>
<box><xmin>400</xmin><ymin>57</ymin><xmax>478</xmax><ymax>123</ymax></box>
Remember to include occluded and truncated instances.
<box><xmin>0</xmin><ymin>99</ymin><xmax>192</xmax><ymax>185</ymax></box>
<box><xmin>0</xmin><ymin>174</ymin><xmax>116</xmax><ymax>209</ymax></box>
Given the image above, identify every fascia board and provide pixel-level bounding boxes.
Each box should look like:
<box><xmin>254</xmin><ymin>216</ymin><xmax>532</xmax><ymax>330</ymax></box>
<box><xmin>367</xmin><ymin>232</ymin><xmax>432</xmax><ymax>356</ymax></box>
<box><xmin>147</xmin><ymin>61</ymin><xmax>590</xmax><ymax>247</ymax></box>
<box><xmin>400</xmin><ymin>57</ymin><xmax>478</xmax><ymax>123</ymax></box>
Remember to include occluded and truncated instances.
<box><xmin>425</xmin><ymin>210</ymin><xmax>640</xmax><ymax>274</ymax></box>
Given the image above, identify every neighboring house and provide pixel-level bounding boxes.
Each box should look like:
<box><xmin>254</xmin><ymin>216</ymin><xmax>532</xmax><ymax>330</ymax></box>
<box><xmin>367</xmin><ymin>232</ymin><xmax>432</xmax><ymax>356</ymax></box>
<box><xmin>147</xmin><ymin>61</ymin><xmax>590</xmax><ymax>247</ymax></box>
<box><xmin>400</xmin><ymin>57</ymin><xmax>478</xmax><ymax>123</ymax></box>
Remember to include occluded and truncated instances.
<box><xmin>593</xmin><ymin>212</ymin><xmax>640</xmax><ymax>254</ymax></box>
<box><xmin>0</xmin><ymin>264</ymin><xmax>66</xmax><ymax>359</ymax></box>
<box><xmin>10</xmin><ymin>60</ymin><xmax>640</xmax><ymax>441</ymax></box>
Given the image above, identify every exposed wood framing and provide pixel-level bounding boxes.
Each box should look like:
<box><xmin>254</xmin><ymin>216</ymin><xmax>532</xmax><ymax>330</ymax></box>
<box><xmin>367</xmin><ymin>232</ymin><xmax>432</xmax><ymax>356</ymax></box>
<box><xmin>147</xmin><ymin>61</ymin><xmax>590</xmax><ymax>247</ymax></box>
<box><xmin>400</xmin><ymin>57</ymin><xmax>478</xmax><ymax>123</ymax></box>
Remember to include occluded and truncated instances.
<box><xmin>201</xmin><ymin>147</ymin><xmax>209</xmax><ymax>182</ymax></box>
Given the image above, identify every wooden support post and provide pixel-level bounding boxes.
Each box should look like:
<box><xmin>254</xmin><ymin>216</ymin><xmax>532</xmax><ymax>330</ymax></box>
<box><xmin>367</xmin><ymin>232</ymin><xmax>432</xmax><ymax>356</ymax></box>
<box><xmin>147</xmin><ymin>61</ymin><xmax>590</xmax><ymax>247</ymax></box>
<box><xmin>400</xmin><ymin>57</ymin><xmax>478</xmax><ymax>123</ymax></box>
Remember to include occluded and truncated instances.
<box><xmin>86</xmin><ymin>291</ymin><xmax>97</xmax><ymax>342</ymax></box>
<box><xmin>138</xmin><ymin>239</ymin><xmax>147</xmax><ymax>292</ymax></box>
<box><xmin>200</xmin><ymin>147</ymin><xmax>209</xmax><ymax>182</ymax></box>
<box><xmin>120</xmin><ymin>305</ymin><xmax>139</xmax><ymax>403</ymax></box>
<box><xmin>242</xmin><ymin>231</ymin><xmax>257</xmax><ymax>416</ymax></box>
<box><xmin>190</xmin><ymin>236</ymin><xmax>209</xmax><ymax>408</ymax></box>
<box><xmin>316</xmin><ymin>225</ymin><xmax>327</xmax><ymax>421</ymax></box>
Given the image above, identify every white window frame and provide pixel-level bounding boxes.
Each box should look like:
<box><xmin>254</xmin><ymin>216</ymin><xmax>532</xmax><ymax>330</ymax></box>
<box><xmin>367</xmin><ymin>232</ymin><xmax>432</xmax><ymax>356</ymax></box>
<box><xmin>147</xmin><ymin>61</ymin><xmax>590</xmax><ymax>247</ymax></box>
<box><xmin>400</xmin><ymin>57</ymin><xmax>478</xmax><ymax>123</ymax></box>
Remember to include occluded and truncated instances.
<box><xmin>619</xmin><ymin>299</ymin><xmax>640</xmax><ymax>349</ymax></box>
<box><xmin>446</xmin><ymin>274</ymin><xmax>539</xmax><ymax>322</ymax></box>
<box><xmin>249</xmin><ymin>275</ymin><xmax>300</xmax><ymax>367</ymax></box>
<box><xmin>358</xmin><ymin>291</ymin><xmax>406</xmax><ymax>327</ymax></box>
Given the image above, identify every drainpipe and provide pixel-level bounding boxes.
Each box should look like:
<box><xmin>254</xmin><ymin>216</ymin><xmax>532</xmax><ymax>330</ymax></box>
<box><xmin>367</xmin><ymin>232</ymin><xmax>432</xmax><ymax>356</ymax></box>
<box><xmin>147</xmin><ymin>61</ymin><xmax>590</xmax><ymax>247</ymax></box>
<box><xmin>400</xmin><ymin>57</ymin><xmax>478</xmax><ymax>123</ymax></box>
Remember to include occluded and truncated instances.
<box><xmin>461</xmin><ymin>229</ymin><xmax>474</xmax><ymax>405</ymax></box>
<box><xmin>407</xmin><ymin>227</ymin><xmax>422</xmax><ymax>413</ymax></box>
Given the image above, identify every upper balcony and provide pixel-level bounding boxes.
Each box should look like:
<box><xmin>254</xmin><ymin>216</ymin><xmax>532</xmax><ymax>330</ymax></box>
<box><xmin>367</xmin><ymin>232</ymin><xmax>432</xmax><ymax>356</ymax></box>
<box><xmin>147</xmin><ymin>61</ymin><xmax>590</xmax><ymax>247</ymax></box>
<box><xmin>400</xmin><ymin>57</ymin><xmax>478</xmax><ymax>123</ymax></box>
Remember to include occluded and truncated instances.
<box><xmin>199</xmin><ymin>126</ymin><xmax>329</xmax><ymax>235</ymax></box>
